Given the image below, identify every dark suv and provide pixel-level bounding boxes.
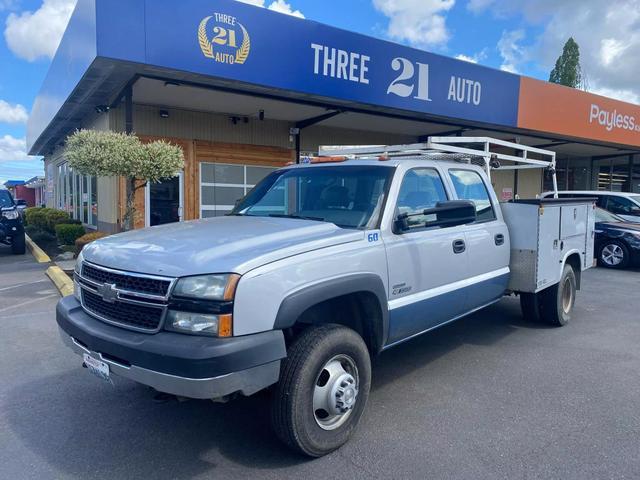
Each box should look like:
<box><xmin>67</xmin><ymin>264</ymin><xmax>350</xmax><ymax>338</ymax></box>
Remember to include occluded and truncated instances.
<box><xmin>0</xmin><ymin>188</ymin><xmax>26</xmax><ymax>255</ymax></box>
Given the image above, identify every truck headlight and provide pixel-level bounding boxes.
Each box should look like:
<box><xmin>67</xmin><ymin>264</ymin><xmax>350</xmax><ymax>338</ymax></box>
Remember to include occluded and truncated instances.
<box><xmin>166</xmin><ymin>311</ymin><xmax>233</xmax><ymax>337</ymax></box>
<box><xmin>172</xmin><ymin>274</ymin><xmax>240</xmax><ymax>301</ymax></box>
<box><xmin>1</xmin><ymin>209</ymin><xmax>19</xmax><ymax>220</ymax></box>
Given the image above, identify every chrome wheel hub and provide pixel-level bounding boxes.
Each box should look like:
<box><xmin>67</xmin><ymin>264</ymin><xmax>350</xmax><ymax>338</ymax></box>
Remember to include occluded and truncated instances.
<box><xmin>602</xmin><ymin>244</ymin><xmax>624</xmax><ymax>266</ymax></box>
<box><xmin>313</xmin><ymin>355</ymin><xmax>359</xmax><ymax>431</ymax></box>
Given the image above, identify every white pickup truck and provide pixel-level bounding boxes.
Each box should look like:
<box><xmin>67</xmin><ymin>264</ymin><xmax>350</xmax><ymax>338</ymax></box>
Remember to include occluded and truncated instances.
<box><xmin>57</xmin><ymin>137</ymin><xmax>595</xmax><ymax>457</ymax></box>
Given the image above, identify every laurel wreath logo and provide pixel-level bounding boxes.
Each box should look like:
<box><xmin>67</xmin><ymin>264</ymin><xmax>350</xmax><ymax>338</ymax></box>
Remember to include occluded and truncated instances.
<box><xmin>234</xmin><ymin>23</ymin><xmax>251</xmax><ymax>65</ymax></box>
<box><xmin>198</xmin><ymin>16</ymin><xmax>214</xmax><ymax>59</ymax></box>
<box><xmin>197</xmin><ymin>16</ymin><xmax>251</xmax><ymax>65</ymax></box>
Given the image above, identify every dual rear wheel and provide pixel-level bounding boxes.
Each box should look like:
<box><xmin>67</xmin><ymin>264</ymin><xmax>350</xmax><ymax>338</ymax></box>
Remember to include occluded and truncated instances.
<box><xmin>520</xmin><ymin>264</ymin><xmax>577</xmax><ymax>327</ymax></box>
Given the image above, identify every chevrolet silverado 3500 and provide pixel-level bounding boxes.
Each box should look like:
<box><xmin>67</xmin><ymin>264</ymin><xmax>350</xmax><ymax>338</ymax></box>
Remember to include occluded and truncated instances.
<box><xmin>57</xmin><ymin>138</ymin><xmax>595</xmax><ymax>457</ymax></box>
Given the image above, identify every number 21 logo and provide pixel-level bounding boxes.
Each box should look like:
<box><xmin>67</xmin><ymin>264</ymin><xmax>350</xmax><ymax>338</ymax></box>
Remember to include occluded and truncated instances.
<box><xmin>387</xmin><ymin>57</ymin><xmax>432</xmax><ymax>102</ymax></box>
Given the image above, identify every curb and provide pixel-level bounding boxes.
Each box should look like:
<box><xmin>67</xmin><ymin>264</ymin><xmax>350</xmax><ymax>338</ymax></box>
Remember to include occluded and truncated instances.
<box><xmin>26</xmin><ymin>235</ymin><xmax>51</xmax><ymax>263</ymax></box>
<box><xmin>46</xmin><ymin>266</ymin><xmax>74</xmax><ymax>297</ymax></box>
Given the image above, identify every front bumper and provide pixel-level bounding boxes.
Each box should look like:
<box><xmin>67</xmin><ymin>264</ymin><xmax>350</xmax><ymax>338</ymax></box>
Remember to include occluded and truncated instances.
<box><xmin>57</xmin><ymin>296</ymin><xmax>286</xmax><ymax>399</ymax></box>
<box><xmin>0</xmin><ymin>220</ymin><xmax>23</xmax><ymax>243</ymax></box>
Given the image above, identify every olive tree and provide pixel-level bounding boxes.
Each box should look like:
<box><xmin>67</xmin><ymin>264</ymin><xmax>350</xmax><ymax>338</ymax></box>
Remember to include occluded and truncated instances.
<box><xmin>66</xmin><ymin>130</ymin><xmax>184</xmax><ymax>230</ymax></box>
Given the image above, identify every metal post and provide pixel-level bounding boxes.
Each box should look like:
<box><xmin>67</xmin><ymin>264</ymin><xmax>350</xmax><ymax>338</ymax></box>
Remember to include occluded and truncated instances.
<box><xmin>483</xmin><ymin>141</ymin><xmax>491</xmax><ymax>181</ymax></box>
<box><xmin>551</xmin><ymin>153</ymin><xmax>559</xmax><ymax>198</ymax></box>
<box><xmin>125</xmin><ymin>85</ymin><xmax>133</xmax><ymax>134</ymax></box>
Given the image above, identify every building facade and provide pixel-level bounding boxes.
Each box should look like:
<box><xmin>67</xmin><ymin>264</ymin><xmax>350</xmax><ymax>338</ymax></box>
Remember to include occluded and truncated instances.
<box><xmin>28</xmin><ymin>0</ymin><xmax>640</xmax><ymax>233</ymax></box>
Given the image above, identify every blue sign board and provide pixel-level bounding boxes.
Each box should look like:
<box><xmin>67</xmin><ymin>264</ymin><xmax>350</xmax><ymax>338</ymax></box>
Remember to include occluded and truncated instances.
<box><xmin>30</xmin><ymin>0</ymin><xmax>521</xmax><ymax>153</ymax></box>
<box><xmin>113</xmin><ymin>0</ymin><xmax>520</xmax><ymax>127</ymax></box>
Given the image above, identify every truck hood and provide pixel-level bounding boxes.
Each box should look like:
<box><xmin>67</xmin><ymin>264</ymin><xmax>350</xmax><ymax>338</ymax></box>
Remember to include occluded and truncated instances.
<box><xmin>82</xmin><ymin>216</ymin><xmax>363</xmax><ymax>277</ymax></box>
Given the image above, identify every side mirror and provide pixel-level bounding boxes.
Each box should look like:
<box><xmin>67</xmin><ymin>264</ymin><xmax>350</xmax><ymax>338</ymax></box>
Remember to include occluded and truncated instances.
<box><xmin>395</xmin><ymin>200</ymin><xmax>477</xmax><ymax>233</ymax></box>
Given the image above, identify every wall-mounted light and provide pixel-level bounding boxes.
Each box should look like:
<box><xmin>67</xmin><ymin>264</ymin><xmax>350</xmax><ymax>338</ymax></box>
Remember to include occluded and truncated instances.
<box><xmin>259</xmin><ymin>110</ymin><xmax>265</xmax><ymax>121</ymax></box>
<box><xmin>159</xmin><ymin>109</ymin><xmax>170</xmax><ymax>119</ymax></box>
<box><xmin>95</xmin><ymin>105</ymin><xmax>110</xmax><ymax>114</ymax></box>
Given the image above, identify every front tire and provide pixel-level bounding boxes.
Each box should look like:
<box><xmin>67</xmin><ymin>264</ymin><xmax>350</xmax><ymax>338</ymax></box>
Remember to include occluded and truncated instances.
<box><xmin>598</xmin><ymin>240</ymin><xmax>629</xmax><ymax>269</ymax></box>
<box><xmin>271</xmin><ymin>324</ymin><xmax>371</xmax><ymax>457</ymax></box>
<box><xmin>11</xmin><ymin>233</ymin><xmax>25</xmax><ymax>255</ymax></box>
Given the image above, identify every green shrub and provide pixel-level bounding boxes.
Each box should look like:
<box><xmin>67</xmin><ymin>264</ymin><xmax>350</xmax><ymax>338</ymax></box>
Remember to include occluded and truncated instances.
<box><xmin>24</xmin><ymin>207</ymin><xmax>73</xmax><ymax>233</ymax></box>
<box><xmin>55</xmin><ymin>224</ymin><xmax>86</xmax><ymax>246</ymax></box>
<box><xmin>75</xmin><ymin>231</ymin><xmax>108</xmax><ymax>254</ymax></box>
<box><xmin>46</xmin><ymin>210</ymin><xmax>71</xmax><ymax>232</ymax></box>
<box><xmin>25</xmin><ymin>207</ymin><xmax>48</xmax><ymax>230</ymax></box>
<box><xmin>58</xmin><ymin>218</ymin><xmax>83</xmax><ymax>226</ymax></box>
<box><xmin>28</xmin><ymin>230</ymin><xmax>56</xmax><ymax>246</ymax></box>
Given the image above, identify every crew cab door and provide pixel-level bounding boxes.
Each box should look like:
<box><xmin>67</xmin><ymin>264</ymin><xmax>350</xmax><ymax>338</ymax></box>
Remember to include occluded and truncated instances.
<box><xmin>383</xmin><ymin>167</ymin><xmax>471</xmax><ymax>346</ymax></box>
<box><xmin>445</xmin><ymin>168</ymin><xmax>510</xmax><ymax>308</ymax></box>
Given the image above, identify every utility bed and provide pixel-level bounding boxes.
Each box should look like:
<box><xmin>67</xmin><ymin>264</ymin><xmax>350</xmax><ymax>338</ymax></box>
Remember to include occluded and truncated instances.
<box><xmin>502</xmin><ymin>198</ymin><xmax>596</xmax><ymax>293</ymax></box>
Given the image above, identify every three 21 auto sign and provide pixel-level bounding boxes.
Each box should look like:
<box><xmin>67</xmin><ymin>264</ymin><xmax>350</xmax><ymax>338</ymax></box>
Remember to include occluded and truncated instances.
<box><xmin>144</xmin><ymin>0</ymin><xmax>520</xmax><ymax>128</ymax></box>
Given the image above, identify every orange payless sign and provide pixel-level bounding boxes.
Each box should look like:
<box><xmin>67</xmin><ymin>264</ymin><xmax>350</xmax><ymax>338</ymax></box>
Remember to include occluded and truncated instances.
<box><xmin>518</xmin><ymin>77</ymin><xmax>640</xmax><ymax>147</ymax></box>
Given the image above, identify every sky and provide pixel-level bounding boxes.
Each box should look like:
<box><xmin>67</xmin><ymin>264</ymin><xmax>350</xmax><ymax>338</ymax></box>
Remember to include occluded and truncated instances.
<box><xmin>1</xmin><ymin>0</ymin><xmax>640</xmax><ymax>185</ymax></box>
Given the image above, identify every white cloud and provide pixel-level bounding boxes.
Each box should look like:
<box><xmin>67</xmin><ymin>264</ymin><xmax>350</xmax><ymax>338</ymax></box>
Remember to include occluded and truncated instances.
<box><xmin>0</xmin><ymin>135</ymin><xmax>30</xmax><ymax>162</ymax></box>
<box><xmin>455</xmin><ymin>54</ymin><xmax>477</xmax><ymax>63</ymax></box>
<box><xmin>589</xmin><ymin>85</ymin><xmax>640</xmax><ymax>105</ymax></box>
<box><xmin>4</xmin><ymin>0</ymin><xmax>76</xmax><ymax>61</ymax></box>
<box><xmin>455</xmin><ymin>49</ymin><xmax>488</xmax><ymax>64</ymax></box>
<box><xmin>236</xmin><ymin>0</ymin><xmax>304</xmax><ymax>18</ymax></box>
<box><xmin>0</xmin><ymin>100</ymin><xmax>28</xmax><ymax>124</ymax></box>
<box><xmin>373</xmin><ymin>0</ymin><xmax>456</xmax><ymax>47</ymax></box>
<box><xmin>470</xmin><ymin>0</ymin><xmax>640</xmax><ymax>105</ymax></box>
<box><xmin>497</xmin><ymin>29</ymin><xmax>525</xmax><ymax>73</ymax></box>
<box><xmin>599</xmin><ymin>38</ymin><xmax>628</xmax><ymax>67</ymax></box>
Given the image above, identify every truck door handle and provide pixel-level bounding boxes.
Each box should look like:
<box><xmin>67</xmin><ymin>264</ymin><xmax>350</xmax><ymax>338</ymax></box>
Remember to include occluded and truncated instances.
<box><xmin>495</xmin><ymin>234</ymin><xmax>505</xmax><ymax>246</ymax></box>
<box><xmin>452</xmin><ymin>239</ymin><xmax>466</xmax><ymax>254</ymax></box>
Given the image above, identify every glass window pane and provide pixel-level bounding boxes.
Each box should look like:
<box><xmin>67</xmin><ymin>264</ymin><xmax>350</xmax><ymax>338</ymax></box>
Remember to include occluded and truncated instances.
<box><xmin>247</xmin><ymin>166</ymin><xmax>276</xmax><ymax>185</ymax></box>
<box><xmin>449</xmin><ymin>169</ymin><xmax>496</xmax><ymax>222</ymax></box>
<box><xmin>91</xmin><ymin>176</ymin><xmax>98</xmax><ymax>227</ymax></box>
<box><xmin>201</xmin><ymin>163</ymin><xmax>216</xmax><ymax>183</ymax></box>
<box><xmin>396</xmin><ymin>168</ymin><xmax>448</xmax><ymax>227</ymax></box>
<box><xmin>215</xmin><ymin>164</ymin><xmax>244</xmax><ymax>184</ymax></box>
<box><xmin>214</xmin><ymin>186</ymin><xmax>246</xmax><ymax>206</ymax></box>
<box><xmin>82</xmin><ymin>175</ymin><xmax>89</xmax><ymax>224</ymax></box>
<box><xmin>201</xmin><ymin>186</ymin><xmax>216</xmax><ymax>205</ymax></box>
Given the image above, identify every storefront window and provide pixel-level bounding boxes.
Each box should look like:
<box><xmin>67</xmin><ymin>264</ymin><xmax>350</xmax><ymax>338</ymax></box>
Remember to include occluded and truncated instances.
<box><xmin>200</xmin><ymin>163</ymin><xmax>277</xmax><ymax>218</ymax></box>
<box><xmin>53</xmin><ymin>161</ymin><xmax>98</xmax><ymax>227</ymax></box>
<box><xmin>594</xmin><ymin>156</ymin><xmax>632</xmax><ymax>192</ymax></box>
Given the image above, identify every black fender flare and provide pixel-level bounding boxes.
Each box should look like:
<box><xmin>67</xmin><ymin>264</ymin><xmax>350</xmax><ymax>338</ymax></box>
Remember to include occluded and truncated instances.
<box><xmin>273</xmin><ymin>273</ymin><xmax>389</xmax><ymax>352</ymax></box>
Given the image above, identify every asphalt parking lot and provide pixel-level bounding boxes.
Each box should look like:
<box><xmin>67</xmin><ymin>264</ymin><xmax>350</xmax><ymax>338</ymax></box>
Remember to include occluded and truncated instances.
<box><xmin>1</xmin><ymin>248</ymin><xmax>639</xmax><ymax>479</ymax></box>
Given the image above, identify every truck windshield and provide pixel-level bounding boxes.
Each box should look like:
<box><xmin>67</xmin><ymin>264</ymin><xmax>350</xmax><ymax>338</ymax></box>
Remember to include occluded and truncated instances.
<box><xmin>0</xmin><ymin>190</ymin><xmax>14</xmax><ymax>209</ymax></box>
<box><xmin>232</xmin><ymin>165</ymin><xmax>394</xmax><ymax>229</ymax></box>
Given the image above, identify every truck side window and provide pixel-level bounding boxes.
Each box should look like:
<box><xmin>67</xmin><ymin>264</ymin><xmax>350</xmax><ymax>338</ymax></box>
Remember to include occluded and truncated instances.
<box><xmin>396</xmin><ymin>168</ymin><xmax>448</xmax><ymax>228</ymax></box>
<box><xmin>448</xmin><ymin>169</ymin><xmax>496</xmax><ymax>222</ymax></box>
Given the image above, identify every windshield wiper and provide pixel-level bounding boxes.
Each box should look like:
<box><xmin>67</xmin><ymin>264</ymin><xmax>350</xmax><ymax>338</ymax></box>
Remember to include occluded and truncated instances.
<box><xmin>268</xmin><ymin>213</ymin><xmax>326</xmax><ymax>222</ymax></box>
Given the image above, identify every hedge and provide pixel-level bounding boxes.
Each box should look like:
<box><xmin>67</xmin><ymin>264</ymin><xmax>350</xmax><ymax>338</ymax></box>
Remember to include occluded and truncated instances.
<box><xmin>75</xmin><ymin>231</ymin><xmax>109</xmax><ymax>254</ymax></box>
<box><xmin>55</xmin><ymin>224</ymin><xmax>86</xmax><ymax>246</ymax></box>
<box><xmin>24</xmin><ymin>207</ymin><xmax>72</xmax><ymax>233</ymax></box>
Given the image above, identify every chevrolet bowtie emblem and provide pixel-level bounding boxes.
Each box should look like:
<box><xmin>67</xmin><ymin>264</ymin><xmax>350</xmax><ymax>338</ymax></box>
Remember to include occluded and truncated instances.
<box><xmin>97</xmin><ymin>283</ymin><xmax>118</xmax><ymax>304</ymax></box>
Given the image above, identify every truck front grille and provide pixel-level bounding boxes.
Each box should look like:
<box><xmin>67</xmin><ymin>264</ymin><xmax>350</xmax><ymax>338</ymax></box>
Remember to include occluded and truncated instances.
<box><xmin>77</xmin><ymin>262</ymin><xmax>175</xmax><ymax>333</ymax></box>
<box><xmin>82</xmin><ymin>263</ymin><xmax>171</xmax><ymax>297</ymax></box>
<box><xmin>82</xmin><ymin>289</ymin><xmax>165</xmax><ymax>331</ymax></box>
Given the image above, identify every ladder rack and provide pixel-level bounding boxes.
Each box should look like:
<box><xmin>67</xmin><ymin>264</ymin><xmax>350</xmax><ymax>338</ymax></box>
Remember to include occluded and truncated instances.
<box><xmin>319</xmin><ymin>136</ymin><xmax>559</xmax><ymax>195</ymax></box>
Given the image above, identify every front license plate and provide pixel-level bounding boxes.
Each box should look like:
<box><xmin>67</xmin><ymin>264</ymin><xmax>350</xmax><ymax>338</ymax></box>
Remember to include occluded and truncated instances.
<box><xmin>83</xmin><ymin>353</ymin><xmax>110</xmax><ymax>382</ymax></box>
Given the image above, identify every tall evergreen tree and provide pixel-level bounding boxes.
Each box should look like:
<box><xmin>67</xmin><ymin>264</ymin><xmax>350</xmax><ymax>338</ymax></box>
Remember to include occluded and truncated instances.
<box><xmin>549</xmin><ymin>38</ymin><xmax>583</xmax><ymax>89</ymax></box>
